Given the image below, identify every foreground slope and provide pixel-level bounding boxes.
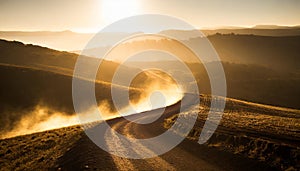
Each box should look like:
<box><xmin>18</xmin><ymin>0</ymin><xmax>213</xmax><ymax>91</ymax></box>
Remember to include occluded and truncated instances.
<box><xmin>1</xmin><ymin>95</ymin><xmax>299</xmax><ymax>170</ymax></box>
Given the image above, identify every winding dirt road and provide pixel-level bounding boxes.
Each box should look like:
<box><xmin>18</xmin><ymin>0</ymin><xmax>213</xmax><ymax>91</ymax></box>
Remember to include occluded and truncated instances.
<box><xmin>54</xmin><ymin>95</ymin><xmax>274</xmax><ymax>171</ymax></box>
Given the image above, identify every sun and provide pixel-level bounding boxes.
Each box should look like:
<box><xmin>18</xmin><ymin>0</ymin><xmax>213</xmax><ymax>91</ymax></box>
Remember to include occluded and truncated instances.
<box><xmin>101</xmin><ymin>0</ymin><xmax>140</xmax><ymax>23</ymax></box>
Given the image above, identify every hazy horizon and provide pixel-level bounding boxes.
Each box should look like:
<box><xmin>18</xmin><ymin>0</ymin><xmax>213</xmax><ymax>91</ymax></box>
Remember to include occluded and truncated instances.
<box><xmin>0</xmin><ymin>24</ymin><xmax>300</xmax><ymax>34</ymax></box>
<box><xmin>1</xmin><ymin>0</ymin><xmax>300</xmax><ymax>33</ymax></box>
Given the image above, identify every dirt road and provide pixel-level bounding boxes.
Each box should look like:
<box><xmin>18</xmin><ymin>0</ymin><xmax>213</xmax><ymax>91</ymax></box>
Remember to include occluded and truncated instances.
<box><xmin>55</xmin><ymin>96</ymin><xmax>274</xmax><ymax>171</ymax></box>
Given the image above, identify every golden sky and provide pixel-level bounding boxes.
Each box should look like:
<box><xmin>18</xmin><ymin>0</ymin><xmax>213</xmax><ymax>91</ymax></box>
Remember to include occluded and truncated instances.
<box><xmin>0</xmin><ymin>0</ymin><xmax>299</xmax><ymax>32</ymax></box>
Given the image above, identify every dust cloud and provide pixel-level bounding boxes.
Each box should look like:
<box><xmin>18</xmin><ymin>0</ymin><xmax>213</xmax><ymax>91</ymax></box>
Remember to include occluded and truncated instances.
<box><xmin>1</xmin><ymin>72</ymin><xmax>183</xmax><ymax>139</ymax></box>
<box><xmin>1</xmin><ymin>102</ymin><xmax>115</xmax><ymax>139</ymax></box>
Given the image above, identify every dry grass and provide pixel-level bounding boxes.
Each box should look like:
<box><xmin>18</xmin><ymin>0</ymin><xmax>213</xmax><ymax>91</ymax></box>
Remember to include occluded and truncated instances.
<box><xmin>0</xmin><ymin>125</ymin><xmax>83</xmax><ymax>170</ymax></box>
<box><xmin>164</xmin><ymin>95</ymin><xmax>300</xmax><ymax>170</ymax></box>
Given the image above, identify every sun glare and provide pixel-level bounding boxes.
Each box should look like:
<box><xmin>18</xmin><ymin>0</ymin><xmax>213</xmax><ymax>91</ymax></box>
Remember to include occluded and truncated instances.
<box><xmin>101</xmin><ymin>0</ymin><xmax>140</xmax><ymax>23</ymax></box>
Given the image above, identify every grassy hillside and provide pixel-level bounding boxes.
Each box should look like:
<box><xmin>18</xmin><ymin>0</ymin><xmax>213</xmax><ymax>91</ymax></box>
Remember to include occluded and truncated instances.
<box><xmin>0</xmin><ymin>40</ymin><xmax>148</xmax><ymax>135</ymax></box>
<box><xmin>164</xmin><ymin>95</ymin><xmax>300</xmax><ymax>170</ymax></box>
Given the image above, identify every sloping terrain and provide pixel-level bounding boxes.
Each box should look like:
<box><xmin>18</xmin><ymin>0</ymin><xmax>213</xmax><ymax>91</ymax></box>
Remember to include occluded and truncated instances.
<box><xmin>0</xmin><ymin>125</ymin><xmax>83</xmax><ymax>170</ymax></box>
<box><xmin>0</xmin><ymin>39</ymin><xmax>154</xmax><ymax>138</ymax></box>
<box><xmin>0</xmin><ymin>39</ymin><xmax>143</xmax><ymax>83</ymax></box>
<box><xmin>75</xmin><ymin>34</ymin><xmax>300</xmax><ymax>109</ymax></box>
<box><xmin>205</xmin><ymin>35</ymin><xmax>300</xmax><ymax>72</ymax></box>
<box><xmin>1</xmin><ymin>94</ymin><xmax>297</xmax><ymax>170</ymax></box>
<box><xmin>0</xmin><ymin>35</ymin><xmax>299</xmax><ymax>170</ymax></box>
<box><xmin>76</xmin><ymin>34</ymin><xmax>300</xmax><ymax>73</ymax></box>
<box><xmin>165</xmin><ymin>95</ymin><xmax>300</xmax><ymax>170</ymax></box>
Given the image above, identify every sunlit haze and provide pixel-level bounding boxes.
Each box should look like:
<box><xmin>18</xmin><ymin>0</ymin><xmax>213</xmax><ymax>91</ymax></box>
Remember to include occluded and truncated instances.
<box><xmin>0</xmin><ymin>0</ymin><xmax>299</xmax><ymax>32</ymax></box>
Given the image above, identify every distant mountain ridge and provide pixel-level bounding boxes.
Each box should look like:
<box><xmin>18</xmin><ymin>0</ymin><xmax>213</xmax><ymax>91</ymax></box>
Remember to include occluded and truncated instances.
<box><xmin>252</xmin><ymin>25</ymin><xmax>300</xmax><ymax>29</ymax></box>
<box><xmin>1</xmin><ymin>25</ymin><xmax>300</xmax><ymax>51</ymax></box>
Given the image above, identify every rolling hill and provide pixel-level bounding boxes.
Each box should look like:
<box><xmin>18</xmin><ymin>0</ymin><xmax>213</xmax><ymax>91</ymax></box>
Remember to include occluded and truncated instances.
<box><xmin>0</xmin><ymin>39</ymin><xmax>164</xmax><ymax>138</ymax></box>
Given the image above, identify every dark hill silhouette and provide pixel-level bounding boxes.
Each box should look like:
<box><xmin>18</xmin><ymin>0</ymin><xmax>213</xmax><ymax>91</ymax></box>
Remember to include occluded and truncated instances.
<box><xmin>205</xmin><ymin>34</ymin><xmax>300</xmax><ymax>72</ymax></box>
<box><xmin>78</xmin><ymin>34</ymin><xmax>300</xmax><ymax>74</ymax></box>
<box><xmin>0</xmin><ymin>39</ymin><xmax>152</xmax><ymax>134</ymax></box>
<box><xmin>0</xmin><ymin>39</ymin><xmax>145</xmax><ymax>83</ymax></box>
